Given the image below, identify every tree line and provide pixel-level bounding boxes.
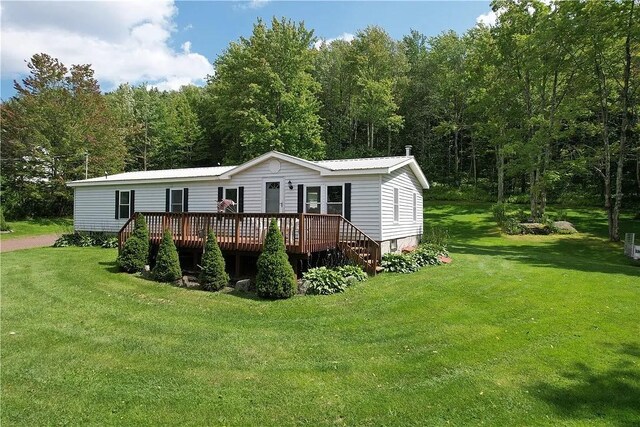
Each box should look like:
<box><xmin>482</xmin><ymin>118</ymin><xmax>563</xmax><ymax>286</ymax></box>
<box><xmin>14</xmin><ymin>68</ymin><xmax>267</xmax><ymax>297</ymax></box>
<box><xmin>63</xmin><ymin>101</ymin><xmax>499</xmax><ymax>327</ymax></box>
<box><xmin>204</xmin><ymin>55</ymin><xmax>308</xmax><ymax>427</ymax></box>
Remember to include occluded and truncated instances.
<box><xmin>1</xmin><ymin>0</ymin><xmax>638</xmax><ymax>240</ymax></box>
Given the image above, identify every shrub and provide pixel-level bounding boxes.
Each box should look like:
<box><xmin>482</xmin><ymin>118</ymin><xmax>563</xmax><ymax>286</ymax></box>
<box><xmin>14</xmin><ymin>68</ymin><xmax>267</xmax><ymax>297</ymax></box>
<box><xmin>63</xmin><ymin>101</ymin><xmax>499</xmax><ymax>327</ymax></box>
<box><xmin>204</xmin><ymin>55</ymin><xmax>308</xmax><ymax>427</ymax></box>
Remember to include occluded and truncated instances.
<box><xmin>503</xmin><ymin>217</ymin><xmax>525</xmax><ymax>235</ymax></box>
<box><xmin>152</xmin><ymin>229</ymin><xmax>182</xmax><ymax>282</ymax></box>
<box><xmin>256</xmin><ymin>219</ymin><xmax>297</xmax><ymax>299</ymax></box>
<box><xmin>335</xmin><ymin>265</ymin><xmax>367</xmax><ymax>282</ymax></box>
<box><xmin>381</xmin><ymin>253</ymin><xmax>420</xmax><ymax>273</ymax></box>
<box><xmin>0</xmin><ymin>209</ymin><xmax>10</xmax><ymax>231</ymax></box>
<box><xmin>412</xmin><ymin>244</ymin><xmax>448</xmax><ymax>267</ymax></box>
<box><xmin>53</xmin><ymin>231</ymin><xmax>117</xmax><ymax>248</ymax></box>
<box><xmin>199</xmin><ymin>230</ymin><xmax>229</xmax><ymax>291</ymax></box>
<box><xmin>131</xmin><ymin>214</ymin><xmax>150</xmax><ymax>256</ymax></box>
<box><xmin>422</xmin><ymin>225</ymin><xmax>449</xmax><ymax>247</ymax></box>
<box><xmin>303</xmin><ymin>267</ymin><xmax>348</xmax><ymax>295</ymax></box>
<box><xmin>117</xmin><ymin>236</ymin><xmax>148</xmax><ymax>273</ymax></box>
<box><xmin>491</xmin><ymin>202</ymin><xmax>509</xmax><ymax>226</ymax></box>
<box><xmin>101</xmin><ymin>237</ymin><xmax>118</xmax><ymax>248</ymax></box>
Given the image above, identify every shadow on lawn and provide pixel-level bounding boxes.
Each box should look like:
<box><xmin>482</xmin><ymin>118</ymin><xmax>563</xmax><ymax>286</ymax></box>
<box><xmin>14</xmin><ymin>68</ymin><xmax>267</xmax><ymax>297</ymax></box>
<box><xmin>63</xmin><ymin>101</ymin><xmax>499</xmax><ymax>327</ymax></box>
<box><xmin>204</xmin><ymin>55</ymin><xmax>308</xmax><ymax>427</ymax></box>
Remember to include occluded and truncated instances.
<box><xmin>98</xmin><ymin>261</ymin><xmax>121</xmax><ymax>274</ymax></box>
<box><xmin>452</xmin><ymin>237</ymin><xmax>640</xmax><ymax>277</ymax></box>
<box><xmin>530</xmin><ymin>343</ymin><xmax>640</xmax><ymax>425</ymax></box>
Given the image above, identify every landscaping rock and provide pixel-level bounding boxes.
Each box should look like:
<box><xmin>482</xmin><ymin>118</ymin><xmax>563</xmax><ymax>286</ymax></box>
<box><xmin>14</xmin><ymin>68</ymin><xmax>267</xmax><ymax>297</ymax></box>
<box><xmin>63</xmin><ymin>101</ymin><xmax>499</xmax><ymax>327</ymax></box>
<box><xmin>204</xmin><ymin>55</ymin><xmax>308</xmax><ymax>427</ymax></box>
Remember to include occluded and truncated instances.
<box><xmin>553</xmin><ymin>221</ymin><xmax>577</xmax><ymax>234</ymax></box>
<box><xmin>520</xmin><ymin>222</ymin><xmax>552</xmax><ymax>235</ymax></box>
<box><xmin>179</xmin><ymin>275</ymin><xmax>203</xmax><ymax>290</ymax></box>
<box><xmin>235</xmin><ymin>278</ymin><xmax>251</xmax><ymax>292</ymax></box>
<box><xmin>402</xmin><ymin>245</ymin><xmax>417</xmax><ymax>253</ymax></box>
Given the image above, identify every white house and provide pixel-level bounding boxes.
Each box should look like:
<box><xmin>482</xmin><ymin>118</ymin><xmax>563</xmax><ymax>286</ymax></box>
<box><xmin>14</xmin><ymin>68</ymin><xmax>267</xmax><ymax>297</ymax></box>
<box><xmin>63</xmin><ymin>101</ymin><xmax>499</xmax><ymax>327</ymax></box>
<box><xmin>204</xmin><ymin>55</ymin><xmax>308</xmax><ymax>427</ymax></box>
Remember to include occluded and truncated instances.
<box><xmin>68</xmin><ymin>150</ymin><xmax>429</xmax><ymax>258</ymax></box>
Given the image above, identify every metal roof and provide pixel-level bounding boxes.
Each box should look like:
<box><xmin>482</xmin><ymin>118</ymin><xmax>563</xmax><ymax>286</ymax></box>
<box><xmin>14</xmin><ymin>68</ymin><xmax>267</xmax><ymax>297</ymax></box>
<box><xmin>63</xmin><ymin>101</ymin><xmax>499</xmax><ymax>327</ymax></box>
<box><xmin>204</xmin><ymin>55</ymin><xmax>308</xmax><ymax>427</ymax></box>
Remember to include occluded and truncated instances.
<box><xmin>69</xmin><ymin>166</ymin><xmax>235</xmax><ymax>186</ymax></box>
<box><xmin>313</xmin><ymin>156</ymin><xmax>413</xmax><ymax>171</ymax></box>
<box><xmin>68</xmin><ymin>151</ymin><xmax>429</xmax><ymax>189</ymax></box>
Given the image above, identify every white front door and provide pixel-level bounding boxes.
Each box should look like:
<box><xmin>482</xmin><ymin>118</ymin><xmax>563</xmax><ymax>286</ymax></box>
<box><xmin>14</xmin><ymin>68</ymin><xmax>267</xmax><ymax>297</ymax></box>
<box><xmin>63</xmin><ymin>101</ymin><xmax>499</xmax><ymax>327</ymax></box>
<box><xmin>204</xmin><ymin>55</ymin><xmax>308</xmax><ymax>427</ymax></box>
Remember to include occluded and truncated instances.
<box><xmin>265</xmin><ymin>180</ymin><xmax>282</xmax><ymax>213</ymax></box>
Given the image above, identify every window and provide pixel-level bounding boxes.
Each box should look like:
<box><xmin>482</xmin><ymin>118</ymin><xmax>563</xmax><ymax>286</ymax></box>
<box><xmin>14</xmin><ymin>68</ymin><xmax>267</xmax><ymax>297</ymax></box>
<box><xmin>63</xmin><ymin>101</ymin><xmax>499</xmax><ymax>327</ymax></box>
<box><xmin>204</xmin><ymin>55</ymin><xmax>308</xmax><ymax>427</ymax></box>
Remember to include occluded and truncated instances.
<box><xmin>224</xmin><ymin>188</ymin><xmax>238</xmax><ymax>203</ymax></box>
<box><xmin>119</xmin><ymin>190</ymin><xmax>131</xmax><ymax>219</ymax></box>
<box><xmin>305</xmin><ymin>186</ymin><xmax>321</xmax><ymax>213</ymax></box>
<box><xmin>327</xmin><ymin>185</ymin><xmax>343</xmax><ymax>215</ymax></box>
<box><xmin>171</xmin><ymin>189</ymin><xmax>183</xmax><ymax>213</ymax></box>
<box><xmin>393</xmin><ymin>188</ymin><xmax>399</xmax><ymax>222</ymax></box>
<box><xmin>413</xmin><ymin>193</ymin><xmax>417</xmax><ymax>222</ymax></box>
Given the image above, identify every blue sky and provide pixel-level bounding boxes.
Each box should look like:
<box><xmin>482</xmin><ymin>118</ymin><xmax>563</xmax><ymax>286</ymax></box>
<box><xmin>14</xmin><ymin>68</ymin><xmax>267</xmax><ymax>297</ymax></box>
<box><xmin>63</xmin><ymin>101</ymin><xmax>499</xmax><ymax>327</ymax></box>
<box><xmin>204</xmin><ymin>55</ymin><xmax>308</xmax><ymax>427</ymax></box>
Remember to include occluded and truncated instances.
<box><xmin>1</xmin><ymin>1</ymin><xmax>492</xmax><ymax>99</ymax></box>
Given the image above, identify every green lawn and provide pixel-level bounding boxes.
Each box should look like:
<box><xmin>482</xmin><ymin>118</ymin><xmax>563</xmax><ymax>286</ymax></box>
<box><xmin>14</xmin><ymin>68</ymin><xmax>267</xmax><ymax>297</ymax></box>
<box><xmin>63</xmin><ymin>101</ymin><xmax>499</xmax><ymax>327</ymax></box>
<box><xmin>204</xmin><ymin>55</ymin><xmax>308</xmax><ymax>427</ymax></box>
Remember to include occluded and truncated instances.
<box><xmin>1</xmin><ymin>204</ymin><xmax>639</xmax><ymax>425</ymax></box>
<box><xmin>0</xmin><ymin>217</ymin><xmax>73</xmax><ymax>240</ymax></box>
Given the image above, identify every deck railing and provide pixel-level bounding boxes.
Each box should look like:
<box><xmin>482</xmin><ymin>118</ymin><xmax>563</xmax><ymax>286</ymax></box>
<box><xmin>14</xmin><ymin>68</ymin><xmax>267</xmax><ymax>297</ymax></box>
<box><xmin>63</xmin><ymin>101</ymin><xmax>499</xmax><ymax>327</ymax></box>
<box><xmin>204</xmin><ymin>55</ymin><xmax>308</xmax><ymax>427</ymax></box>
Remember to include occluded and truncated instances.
<box><xmin>118</xmin><ymin>212</ymin><xmax>380</xmax><ymax>273</ymax></box>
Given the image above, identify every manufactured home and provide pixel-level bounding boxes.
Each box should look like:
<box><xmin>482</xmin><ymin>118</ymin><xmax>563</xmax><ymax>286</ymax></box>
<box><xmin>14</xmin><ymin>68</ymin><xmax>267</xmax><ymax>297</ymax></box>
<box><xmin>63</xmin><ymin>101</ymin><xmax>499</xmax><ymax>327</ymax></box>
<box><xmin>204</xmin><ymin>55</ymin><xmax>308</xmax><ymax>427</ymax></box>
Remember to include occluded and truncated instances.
<box><xmin>68</xmin><ymin>150</ymin><xmax>429</xmax><ymax>274</ymax></box>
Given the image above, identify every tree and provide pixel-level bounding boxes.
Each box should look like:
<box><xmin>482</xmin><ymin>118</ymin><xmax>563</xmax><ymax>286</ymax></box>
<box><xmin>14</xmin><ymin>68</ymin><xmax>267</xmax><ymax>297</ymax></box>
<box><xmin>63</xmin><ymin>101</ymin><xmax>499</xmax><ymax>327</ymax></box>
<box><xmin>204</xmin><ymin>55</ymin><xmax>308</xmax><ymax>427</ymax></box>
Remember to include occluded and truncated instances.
<box><xmin>209</xmin><ymin>17</ymin><xmax>324</xmax><ymax>163</ymax></box>
<box><xmin>1</xmin><ymin>53</ymin><xmax>126</xmax><ymax>218</ymax></box>
<box><xmin>153</xmin><ymin>229</ymin><xmax>182</xmax><ymax>282</ymax></box>
<box><xmin>256</xmin><ymin>219</ymin><xmax>297</xmax><ymax>299</ymax></box>
<box><xmin>199</xmin><ymin>230</ymin><xmax>229</xmax><ymax>291</ymax></box>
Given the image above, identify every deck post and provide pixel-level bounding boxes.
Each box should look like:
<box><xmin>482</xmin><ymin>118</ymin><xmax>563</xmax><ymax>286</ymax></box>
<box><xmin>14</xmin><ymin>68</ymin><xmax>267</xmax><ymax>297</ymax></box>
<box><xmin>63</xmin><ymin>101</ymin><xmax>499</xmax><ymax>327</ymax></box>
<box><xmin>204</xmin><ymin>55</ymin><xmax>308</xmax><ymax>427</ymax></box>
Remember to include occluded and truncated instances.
<box><xmin>299</xmin><ymin>213</ymin><xmax>305</xmax><ymax>253</ymax></box>
<box><xmin>235</xmin><ymin>215</ymin><xmax>241</xmax><ymax>250</ymax></box>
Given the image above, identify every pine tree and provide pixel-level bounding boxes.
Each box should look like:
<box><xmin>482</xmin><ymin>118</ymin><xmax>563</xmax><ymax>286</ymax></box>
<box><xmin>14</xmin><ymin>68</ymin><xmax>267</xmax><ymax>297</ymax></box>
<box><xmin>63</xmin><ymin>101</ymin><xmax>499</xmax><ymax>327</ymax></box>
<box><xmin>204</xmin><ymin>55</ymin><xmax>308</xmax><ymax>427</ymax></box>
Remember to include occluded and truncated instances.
<box><xmin>199</xmin><ymin>230</ymin><xmax>229</xmax><ymax>291</ymax></box>
<box><xmin>256</xmin><ymin>219</ymin><xmax>297</xmax><ymax>299</ymax></box>
<box><xmin>117</xmin><ymin>236</ymin><xmax>147</xmax><ymax>273</ymax></box>
<box><xmin>131</xmin><ymin>213</ymin><xmax>150</xmax><ymax>259</ymax></box>
<box><xmin>153</xmin><ymin>229</ymin><xmax>182</xmax><ymax>282</ymax></box>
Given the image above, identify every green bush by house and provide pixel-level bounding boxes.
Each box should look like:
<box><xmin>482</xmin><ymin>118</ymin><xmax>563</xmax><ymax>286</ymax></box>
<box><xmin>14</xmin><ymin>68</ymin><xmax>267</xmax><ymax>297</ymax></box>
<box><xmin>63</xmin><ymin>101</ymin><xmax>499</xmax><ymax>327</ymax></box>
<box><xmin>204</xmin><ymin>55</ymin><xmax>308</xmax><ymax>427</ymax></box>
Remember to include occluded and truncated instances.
<box><xmin>199</xmin><ymin>230</ymin><xmax>229</xmax><ymax>291</ymax></box>
<box><xmin>256</xmin><ymin>219</ymin><xmax>297</xmax><ymax>299</ymax></box>
<box><xmin>117</xmin><ymin>236</ymin><xmax>148</xmax><ymax>273</ymax></box>
<box><xmin>153</xmin><ymin>229</ymin><xmax>182</xmax><ymax>282</ymax></box>
<box><xmin>116</xmin><ymin>215</ymin><xmax>150</xmax><ymax>273</ymax></box>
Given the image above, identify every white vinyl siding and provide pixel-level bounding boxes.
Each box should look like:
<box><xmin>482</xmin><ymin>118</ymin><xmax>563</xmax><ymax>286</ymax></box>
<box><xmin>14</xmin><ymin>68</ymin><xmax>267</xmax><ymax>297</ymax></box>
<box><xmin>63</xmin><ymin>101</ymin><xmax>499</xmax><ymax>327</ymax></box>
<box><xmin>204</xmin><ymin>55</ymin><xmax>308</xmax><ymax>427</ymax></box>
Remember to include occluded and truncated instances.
<box><xmin>74</xmin><ymin>181</ymin><xmax>218</xmax><ymax>232</ymax></box>
<box><xmin>393</xmin><ymin>188</ymin><xmax>399</xmax><ymax>223</ymax></box>
<box><xmin>380</xmin><ymin>165</ymin><xmax>423</xmax><ymax>241</ymax></box>
<box><xmin>73</xmin><ymin>157</ymin><xmax>420</xmax><ymax>243</ymax></box>
<box><xmin>227</xmin><ymin>158</ymin><xmax>382</xmax><ymax>240</ymax></box>
<box><xmin>413</xmin><ymin>193</ymin><xmax>417</xmax><ymax>222</ymax></box>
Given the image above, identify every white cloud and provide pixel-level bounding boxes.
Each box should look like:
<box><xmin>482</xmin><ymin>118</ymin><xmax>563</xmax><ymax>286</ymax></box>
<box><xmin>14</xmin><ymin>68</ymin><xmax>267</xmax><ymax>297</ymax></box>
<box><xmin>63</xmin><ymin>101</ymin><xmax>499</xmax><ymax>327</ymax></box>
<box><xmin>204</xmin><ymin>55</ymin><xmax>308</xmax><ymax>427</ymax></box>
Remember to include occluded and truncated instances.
<box><xmin>313</xmin><ymin>32</ymin><xmax>355</xmax><ymax>50</ymax></box>
<box><xmin>235</xmin><ymin>0</ymin><xmax>270</xmax><ymax>10</ymax></box>
<box><xmin>476</xmin><ymin>10</ymin><xmax>499</xmax><ymax>27</ymax></box>
<box><xmin>0</xmin><ymin>1</ymin><xmax>213</xmax><ymax>92</ymax></box>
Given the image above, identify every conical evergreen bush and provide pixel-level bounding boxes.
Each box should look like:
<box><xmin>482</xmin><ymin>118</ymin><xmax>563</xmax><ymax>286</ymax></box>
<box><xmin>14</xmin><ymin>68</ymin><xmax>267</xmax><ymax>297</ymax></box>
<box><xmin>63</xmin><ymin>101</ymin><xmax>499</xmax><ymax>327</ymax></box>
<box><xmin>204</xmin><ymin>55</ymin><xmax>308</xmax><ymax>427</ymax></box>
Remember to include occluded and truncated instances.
<box><xmin>116</xmin><ymin>214</ymin><xmax>150</xmax><ymax>273</ymax></box>
<box><xmin>153</xmin><ymin>229</ymin><xmax>182</xmax><ymax>282</ymax></box>
<box><xmin>199</xmin><ymin>230</ymin><xmax>229</xmax><ymax>291</ymax></box>
<box><xmin>256</xmin><ymin>219</ymin><xmax>297</xmax><ymax>299</ymax></box>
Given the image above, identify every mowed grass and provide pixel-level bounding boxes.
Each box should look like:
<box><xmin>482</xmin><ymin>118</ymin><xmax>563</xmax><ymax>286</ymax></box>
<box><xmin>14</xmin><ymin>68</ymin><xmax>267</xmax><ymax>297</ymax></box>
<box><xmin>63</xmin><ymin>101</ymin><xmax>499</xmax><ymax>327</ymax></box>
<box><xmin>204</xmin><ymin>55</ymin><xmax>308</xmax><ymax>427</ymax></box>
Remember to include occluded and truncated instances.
<box><xmin>0</xmin><ymin>217</ymin><xmax>73</xmax><ymax>240</ymax></box>
<box><xmin>1</xmin><ymin>203</ymin><xmax>639</xmax><ymax>425</ymax></box>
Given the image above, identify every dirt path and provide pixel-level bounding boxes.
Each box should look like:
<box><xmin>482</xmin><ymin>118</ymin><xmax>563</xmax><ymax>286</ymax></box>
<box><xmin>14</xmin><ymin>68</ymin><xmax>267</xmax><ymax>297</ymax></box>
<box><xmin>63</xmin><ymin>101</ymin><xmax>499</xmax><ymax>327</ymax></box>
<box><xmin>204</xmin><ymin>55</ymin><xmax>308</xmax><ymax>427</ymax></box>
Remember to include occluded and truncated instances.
<box><xmin>0</xmin><ymin>234</ymin><xmax>60</xmax><ymax>253</ymax></box>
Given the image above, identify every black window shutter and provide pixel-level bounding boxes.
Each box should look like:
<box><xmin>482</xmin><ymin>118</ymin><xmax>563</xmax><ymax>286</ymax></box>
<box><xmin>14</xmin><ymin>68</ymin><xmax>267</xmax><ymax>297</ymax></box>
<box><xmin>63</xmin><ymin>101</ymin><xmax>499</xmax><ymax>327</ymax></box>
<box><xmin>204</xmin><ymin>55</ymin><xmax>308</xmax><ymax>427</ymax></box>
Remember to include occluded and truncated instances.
<box><xmin>217</xmin><ymin>187</ymin><xmax>223</xmax><ymax>202</ymax></box>
<box><xmin>130</xmin><ymin>190</ymin><xmax>135</xmax><ymax>218</ymax></box>
<box><xmin>115</xmin><ymin>190</ymin><xmax>120</xmax><ymax>219</ymax></box>
<box><xmin>297</xmin><ymin>184</ymin><xmax>304</xmax><ymax>213</ymax></box>
<box><xmin>183</xmin><ymin>188</ymin><xmax>189</xmax><ymax>212</ymax></box>
<box><xmin>344</xmin><ymin>183</ymin><xmax>351</xmax><ymax>221</ymax></box>
<box><xmin>165</xmin><ymin>189</ymin><xmax>170</xmax><ymax>212</ymax></box>
<box><xmin>238</xmin><ymin>186</ymin><xmax>244</xmax><ymax>213</ymax></box>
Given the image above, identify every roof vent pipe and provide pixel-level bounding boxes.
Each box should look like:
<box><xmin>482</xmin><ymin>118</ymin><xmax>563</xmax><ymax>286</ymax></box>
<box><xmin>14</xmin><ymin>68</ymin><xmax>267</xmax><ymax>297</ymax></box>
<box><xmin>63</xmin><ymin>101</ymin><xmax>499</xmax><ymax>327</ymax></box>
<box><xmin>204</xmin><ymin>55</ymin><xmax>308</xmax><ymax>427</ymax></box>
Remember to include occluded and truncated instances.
<box><xmin>405</xmin><ymin>145</ymin><xmax>412</xmax><ymax>156</ymax></box>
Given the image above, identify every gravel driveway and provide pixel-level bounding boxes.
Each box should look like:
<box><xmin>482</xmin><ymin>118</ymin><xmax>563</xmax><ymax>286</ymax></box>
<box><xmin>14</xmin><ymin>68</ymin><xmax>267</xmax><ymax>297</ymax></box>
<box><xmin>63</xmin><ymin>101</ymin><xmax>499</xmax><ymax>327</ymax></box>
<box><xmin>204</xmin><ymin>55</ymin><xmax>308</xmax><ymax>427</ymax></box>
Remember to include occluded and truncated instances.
<box><xmin>0</xmin><ymin>234</ymin><xmax>60</xmax><ymax>252</ymax></box>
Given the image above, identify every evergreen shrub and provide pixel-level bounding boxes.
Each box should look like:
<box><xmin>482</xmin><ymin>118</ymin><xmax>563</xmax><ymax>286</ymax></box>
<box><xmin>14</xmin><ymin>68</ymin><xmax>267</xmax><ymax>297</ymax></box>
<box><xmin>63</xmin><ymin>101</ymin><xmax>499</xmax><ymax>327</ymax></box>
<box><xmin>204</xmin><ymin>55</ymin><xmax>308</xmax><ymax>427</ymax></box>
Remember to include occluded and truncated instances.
<box><xmin>153</xmin><ymin>229</ymin><xmax>182</xmax><ymax>282</ymax></box>
<box><xmin>117</xmin><ymin>236</ymin><xmax>148</xmax><ymax>273</ymax></box>
<box><xmin>256</xmin><ymin>219</ymin><xmax>297</xmax><ymax>299</ymax></box>
<box><xmin>199</xmin><ymin>230</ymin><xmax>229</xmax><ymax>291</ymax></box>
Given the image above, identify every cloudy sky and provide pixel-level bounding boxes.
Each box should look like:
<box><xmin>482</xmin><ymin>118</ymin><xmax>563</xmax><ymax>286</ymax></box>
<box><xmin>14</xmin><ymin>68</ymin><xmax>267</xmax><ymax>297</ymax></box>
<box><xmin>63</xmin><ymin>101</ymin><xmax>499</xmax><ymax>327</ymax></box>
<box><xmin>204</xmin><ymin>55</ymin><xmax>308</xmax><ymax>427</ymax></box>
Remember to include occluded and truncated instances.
<box><xmin>0</xmin><ymin>0</ymin><xmax>492</xmax><ymax>99</ymax></box>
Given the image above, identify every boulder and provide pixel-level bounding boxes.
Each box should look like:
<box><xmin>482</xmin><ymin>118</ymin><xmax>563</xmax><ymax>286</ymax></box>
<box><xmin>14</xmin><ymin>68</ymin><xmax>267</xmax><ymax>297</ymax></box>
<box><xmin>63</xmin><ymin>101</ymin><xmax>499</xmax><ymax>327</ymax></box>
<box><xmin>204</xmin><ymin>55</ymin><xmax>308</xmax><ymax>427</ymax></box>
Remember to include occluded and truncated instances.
<box><xmin>235</xmin><ymin>278</ymin><xmax>251</xmax><ymax>292</ymax></box>
<box><xmin>553</xmin><ymin>221</ymin><xmax>578</xmax><ymax>234</ymax></box>
<box><xmin>180</xmin><ymin>275</ymin><xmax>203</xmax><ymax>290</ymax></box>
<box><xmin>520</xmin><ymin>223</ymin><xmax>552</xmax><ymax>235</ymax></box>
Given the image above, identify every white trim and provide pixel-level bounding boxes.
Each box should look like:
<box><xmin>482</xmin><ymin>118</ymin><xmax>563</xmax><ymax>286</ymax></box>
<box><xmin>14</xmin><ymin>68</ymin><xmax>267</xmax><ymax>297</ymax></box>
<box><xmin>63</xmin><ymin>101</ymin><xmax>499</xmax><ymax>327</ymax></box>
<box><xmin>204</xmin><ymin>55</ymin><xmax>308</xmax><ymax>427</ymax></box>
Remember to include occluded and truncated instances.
<box><xmin>393</xmin><ymin>187</ymin><xmax>399</xmax><ymax>224</ymax></box>
<box><xmin>118</xmin><ymin>189</ymin><xmax>132</xmax><ymax>219</ymax></box>
<box><xmin>326</xmin><ymin>183</ymin><xmax>344</xmax><ymax>216</ymax></box>
<box><xmin>68</xmin><ymin>176</ymin><xmax>223</xmax><ymax>187</ymax></box>
<box><xmin>262</xmin><ymin>178</ymin><xmax>284</xmax><ymax>213</ymax></box>
<box><xmin>169</xmin><ymin>187</ymin><xmax>184</xmax><ymax>213</ymax></box>
<box><xmin>304</xmin><ymin>184</ymin><xmax>323</xmax><ymax>214</ymax></box>
<box><xmin>223</xmin><ymin>186</ymin><xmax>239</xmax><ymax>203</ymax></box>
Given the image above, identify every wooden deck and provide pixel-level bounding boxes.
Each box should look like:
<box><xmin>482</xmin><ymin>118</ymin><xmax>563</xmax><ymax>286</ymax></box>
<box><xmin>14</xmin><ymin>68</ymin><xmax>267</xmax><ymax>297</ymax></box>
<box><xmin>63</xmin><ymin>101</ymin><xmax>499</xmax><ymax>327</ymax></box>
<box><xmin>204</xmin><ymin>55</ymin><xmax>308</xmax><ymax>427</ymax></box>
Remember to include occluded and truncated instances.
<box><xmin>119</xmin><ymin>212</ymin><xmax>380</xmax><ymax>273</ymax></box>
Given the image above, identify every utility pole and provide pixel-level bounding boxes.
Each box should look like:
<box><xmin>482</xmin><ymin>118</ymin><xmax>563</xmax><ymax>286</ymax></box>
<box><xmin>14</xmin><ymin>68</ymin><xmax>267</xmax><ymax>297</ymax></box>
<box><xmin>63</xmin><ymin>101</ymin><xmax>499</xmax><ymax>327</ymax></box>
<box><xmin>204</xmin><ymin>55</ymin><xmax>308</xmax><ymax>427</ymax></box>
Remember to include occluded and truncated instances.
<box><xmin>84</xmin><ymin>152</ymin><xmax>89</xmax><ymax>179</ymax></box>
